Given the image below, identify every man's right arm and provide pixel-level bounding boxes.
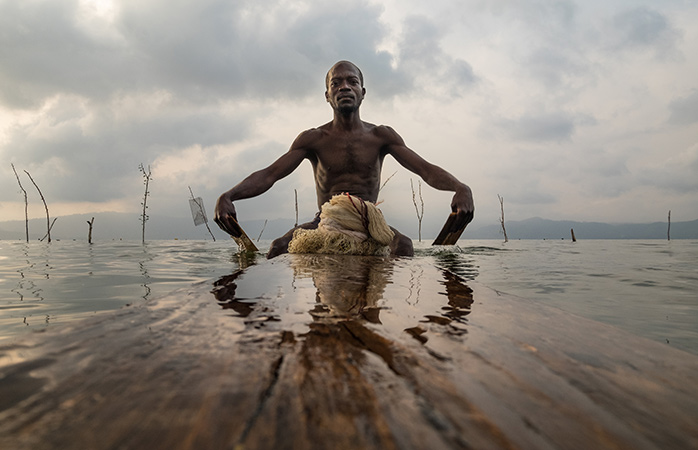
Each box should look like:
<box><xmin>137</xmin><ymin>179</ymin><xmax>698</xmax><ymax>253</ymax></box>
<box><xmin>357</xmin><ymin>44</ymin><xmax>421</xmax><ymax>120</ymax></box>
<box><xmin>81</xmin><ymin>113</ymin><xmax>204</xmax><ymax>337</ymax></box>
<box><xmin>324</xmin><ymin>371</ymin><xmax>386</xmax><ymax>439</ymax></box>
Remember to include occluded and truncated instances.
<box><xmin>214</xmin><ymin>131</ymin><xmax>314</xmax><ymax>237</ymax></box>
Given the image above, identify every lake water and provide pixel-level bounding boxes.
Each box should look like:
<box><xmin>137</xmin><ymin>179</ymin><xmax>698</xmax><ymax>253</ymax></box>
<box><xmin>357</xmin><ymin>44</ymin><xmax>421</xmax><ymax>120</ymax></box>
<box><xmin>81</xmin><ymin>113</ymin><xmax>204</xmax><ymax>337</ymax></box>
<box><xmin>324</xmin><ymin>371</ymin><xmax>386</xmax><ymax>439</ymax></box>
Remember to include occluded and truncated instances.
<box><xmin>1</xmin><ymin>239</ymin><xmax>696</xmax><ymax>355</ymax></box>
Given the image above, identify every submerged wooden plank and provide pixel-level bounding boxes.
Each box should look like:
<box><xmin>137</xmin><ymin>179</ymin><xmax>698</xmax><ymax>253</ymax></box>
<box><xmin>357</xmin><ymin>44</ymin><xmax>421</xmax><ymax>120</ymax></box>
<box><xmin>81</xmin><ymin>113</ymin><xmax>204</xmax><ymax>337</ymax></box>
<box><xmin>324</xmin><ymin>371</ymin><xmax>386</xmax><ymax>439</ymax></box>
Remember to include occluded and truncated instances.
<box><xmin>0</xmin><ymin>254</ymin><xmax>696</xmax><ymax>449</ymax></box>
<box><xmin>432</xmin><ymin>212</ymin><xmax>464</xmax><ymax>246</ymax></box>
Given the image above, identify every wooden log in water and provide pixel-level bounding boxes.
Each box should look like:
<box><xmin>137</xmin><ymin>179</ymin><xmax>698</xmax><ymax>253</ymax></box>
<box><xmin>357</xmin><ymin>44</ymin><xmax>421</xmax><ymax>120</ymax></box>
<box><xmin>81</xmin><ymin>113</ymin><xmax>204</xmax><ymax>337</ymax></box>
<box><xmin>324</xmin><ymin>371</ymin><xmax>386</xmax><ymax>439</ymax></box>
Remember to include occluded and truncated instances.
<box><xmin>1</xmin><ymin>254</ymin><xmax>696</xmax><ymax>449</ymax></box>
<box><xmin>432</xmin><ymin>212</ymin><xmax>465</xmax><ymax>245</ymax></box>
<box><xmin>227</xmin><ymin>216</ymin><xmax>258</xmax><ymax>252</ymax></box>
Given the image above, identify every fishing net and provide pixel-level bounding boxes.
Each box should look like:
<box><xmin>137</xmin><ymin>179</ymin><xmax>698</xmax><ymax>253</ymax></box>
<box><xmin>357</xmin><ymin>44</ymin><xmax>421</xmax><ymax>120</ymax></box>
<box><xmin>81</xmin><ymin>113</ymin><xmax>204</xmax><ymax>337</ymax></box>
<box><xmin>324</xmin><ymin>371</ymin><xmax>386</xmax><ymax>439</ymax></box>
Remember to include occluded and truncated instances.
<box><xmin>288</xmin><ymin>194</ymin><xmax>394</xmax><ymax>256</ymax></box>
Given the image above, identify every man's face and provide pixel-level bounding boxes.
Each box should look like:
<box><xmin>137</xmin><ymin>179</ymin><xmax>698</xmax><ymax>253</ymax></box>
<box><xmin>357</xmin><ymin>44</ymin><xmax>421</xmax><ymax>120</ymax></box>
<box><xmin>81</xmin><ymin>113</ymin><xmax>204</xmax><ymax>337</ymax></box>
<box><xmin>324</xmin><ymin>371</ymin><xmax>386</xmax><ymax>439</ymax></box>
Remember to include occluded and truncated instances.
<box><xmin>325</xmin><ymin>63</ymin><xmax>365</xmax><ymax>114</ymax></box>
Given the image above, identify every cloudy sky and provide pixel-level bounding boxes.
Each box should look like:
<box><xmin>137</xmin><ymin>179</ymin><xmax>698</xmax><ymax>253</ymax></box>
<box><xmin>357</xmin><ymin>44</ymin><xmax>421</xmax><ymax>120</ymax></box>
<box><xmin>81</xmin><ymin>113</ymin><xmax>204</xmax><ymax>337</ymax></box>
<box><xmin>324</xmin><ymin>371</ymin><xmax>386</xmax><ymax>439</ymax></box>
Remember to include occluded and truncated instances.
<box><xmin>1</xmin><ymin>0</ymin><xmax>697</xmax><ymax>239</ymax></box>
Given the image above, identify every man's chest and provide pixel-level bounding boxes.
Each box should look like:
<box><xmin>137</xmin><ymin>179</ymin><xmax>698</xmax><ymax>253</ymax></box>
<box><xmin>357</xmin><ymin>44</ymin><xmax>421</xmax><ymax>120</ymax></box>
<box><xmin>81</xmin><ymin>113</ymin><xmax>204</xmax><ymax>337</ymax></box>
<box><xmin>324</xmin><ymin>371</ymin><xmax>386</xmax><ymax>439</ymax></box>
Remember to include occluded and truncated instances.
<box><xmin>313</xmin><ymin>136</ymin><xmax>384</xmax><ymax>172</ymax></box>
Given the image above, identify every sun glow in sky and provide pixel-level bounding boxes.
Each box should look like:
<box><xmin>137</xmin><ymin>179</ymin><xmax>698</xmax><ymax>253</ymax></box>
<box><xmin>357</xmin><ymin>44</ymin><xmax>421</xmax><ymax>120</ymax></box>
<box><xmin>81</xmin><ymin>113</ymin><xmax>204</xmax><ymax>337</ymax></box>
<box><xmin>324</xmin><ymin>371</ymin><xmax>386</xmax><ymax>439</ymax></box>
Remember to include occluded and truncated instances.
<box><xmin>1</xmin><ymin>0</ymin><xmax>696</xmax><ymax>239</ymax></box>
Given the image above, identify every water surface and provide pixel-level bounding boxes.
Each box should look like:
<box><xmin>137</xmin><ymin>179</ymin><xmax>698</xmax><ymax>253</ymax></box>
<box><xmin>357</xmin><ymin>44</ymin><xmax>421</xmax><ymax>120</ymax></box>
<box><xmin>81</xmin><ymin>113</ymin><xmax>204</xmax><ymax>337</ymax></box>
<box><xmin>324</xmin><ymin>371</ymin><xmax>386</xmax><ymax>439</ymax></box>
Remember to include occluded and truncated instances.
<box><xmin>0</xmin><ymin>239</ymin><xmax>696</xmax><ymax>355</ymax></box>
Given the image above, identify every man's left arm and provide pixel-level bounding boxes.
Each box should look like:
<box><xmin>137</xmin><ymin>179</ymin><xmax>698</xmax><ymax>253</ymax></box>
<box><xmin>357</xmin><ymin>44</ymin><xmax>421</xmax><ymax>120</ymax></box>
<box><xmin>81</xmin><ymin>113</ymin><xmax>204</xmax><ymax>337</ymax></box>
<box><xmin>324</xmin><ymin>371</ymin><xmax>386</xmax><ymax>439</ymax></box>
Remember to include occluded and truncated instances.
<box><xmin>382</xmin><ymin>126</ymin><xmax>474</xmax><ymax>232</ymax></box>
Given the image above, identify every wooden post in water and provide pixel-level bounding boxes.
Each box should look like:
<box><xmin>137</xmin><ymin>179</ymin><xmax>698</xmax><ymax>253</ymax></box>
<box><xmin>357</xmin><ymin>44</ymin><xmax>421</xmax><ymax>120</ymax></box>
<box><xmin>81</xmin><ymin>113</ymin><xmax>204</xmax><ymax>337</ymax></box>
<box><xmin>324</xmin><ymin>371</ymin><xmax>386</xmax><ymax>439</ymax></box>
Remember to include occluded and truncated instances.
<box><xmin>87</xmin><ymin>217</ymin><xmax>95</xmax><ymax>244</ymax></box>
<box><xmin>667</xmin><ymin>210</ymin><xmax>671</xmax><ymax>241</ymax></box>
<box><xmin>571</xmin><ymin>228</ymin><xmax>576</xmax><ymax>242</ymax></box>
<box><xmin>498</xmin><ymin>194</ymin><xmax>508</xmax><ymax>243</ymax></box>
<box><xmin>294</xmin><ymin>189</ymin><xmax>298</xmax><ymax>228</ymax></box>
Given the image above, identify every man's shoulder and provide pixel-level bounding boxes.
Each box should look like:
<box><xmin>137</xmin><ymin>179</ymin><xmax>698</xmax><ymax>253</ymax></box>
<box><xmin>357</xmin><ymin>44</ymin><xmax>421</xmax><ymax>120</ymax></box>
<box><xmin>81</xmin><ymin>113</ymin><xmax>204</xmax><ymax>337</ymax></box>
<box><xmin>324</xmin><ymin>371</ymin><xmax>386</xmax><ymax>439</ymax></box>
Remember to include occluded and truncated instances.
<box><xmin>291</xmin><ymin>126</ymin><xmax>329</xmax><ymax>148</ymax></box>
<box><xmin>370</xmin><ymin>124</ymin><xmax>404</xmax><ymax>144</ymax></box>
<box><xmin>370</xmin><ymin>123</ymin><xmax>397</xmax><ymax>134</ymax></box>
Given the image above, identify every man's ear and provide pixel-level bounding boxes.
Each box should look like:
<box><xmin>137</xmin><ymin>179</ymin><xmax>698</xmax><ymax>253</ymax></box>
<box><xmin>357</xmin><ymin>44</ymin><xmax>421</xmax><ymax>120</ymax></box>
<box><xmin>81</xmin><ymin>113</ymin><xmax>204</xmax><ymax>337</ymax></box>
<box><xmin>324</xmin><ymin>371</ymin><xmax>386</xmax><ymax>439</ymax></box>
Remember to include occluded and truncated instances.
<box><xmin>361</xmin><ymin>87</ymin><xmax>366</xmax><ymax>99</ymax></box>
<box><xmin>325</xmin><ymin>90</ymin><xmax>329</xmax><ymax>102</ymax></box>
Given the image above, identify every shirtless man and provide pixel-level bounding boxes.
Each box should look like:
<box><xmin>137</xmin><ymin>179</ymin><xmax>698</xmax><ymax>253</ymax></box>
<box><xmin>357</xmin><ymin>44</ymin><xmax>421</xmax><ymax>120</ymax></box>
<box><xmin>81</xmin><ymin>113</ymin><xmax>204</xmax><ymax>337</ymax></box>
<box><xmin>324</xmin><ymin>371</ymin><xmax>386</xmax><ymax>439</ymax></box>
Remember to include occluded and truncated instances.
<box><xmin>214</xmin><ymin>60</ymin><xmax>474</xmax><ymax>258</ymax></box>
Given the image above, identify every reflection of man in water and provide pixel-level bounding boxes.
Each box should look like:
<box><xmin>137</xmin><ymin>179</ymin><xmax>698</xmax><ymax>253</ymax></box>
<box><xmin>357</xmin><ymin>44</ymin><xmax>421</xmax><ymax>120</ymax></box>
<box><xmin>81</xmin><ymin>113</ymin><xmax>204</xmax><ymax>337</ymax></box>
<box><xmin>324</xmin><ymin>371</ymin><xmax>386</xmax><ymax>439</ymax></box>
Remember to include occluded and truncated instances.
<box><xmin>215</xmin><ymin>61</ymin><xmax>474</xmax><ymax>258</ymax></box>
<box><xmin>291</xmin><ymin>255</ymin><xmax>392</xmax><ymax>323</ymax></box>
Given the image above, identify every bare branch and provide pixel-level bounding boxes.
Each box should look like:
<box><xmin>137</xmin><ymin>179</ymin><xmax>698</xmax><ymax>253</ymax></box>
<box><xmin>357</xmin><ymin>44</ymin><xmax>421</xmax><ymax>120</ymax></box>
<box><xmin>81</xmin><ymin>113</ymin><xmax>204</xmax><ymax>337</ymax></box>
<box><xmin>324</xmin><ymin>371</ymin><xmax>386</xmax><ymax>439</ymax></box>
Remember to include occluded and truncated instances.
<box><xmin>257</xmin><ymin>219</ymin><xmax>268</xmax><ymax>242</ymax></box>
<box><xmin>11</xmin><ymin>164</ymin><xmax>29</xmax><ymax>242</ymax></box>
<box><xmin>87</xmin><ymin>217</ymin><xmax>95</xmax><ymax>244</ymax></box>
<box><xmin>294</xmin><ymin>189</ymin><xmax>299</xmax><ymax>228</ymax></box>
<box><xmin>40</xmin><ymin>218</ymin><xmax>57</xmax><ymax>242</ymax></box>
<box><xmin>24</xmin><ymin>170</ymin><xmax>51</xmax><ymax>243</ymax></box>
<box><xmin>498</xmin><ymin>194</ymin><xmax>508</xmax><ymax>243</ymax></box>
<box><xmin>411</xmin><ymin>179</ymin><xmax>424</xmax><ymax>242</ymax></box>
<box><xmin>139</xmin><ymin>164</ymin><xmax>152</xmax><ymax>244</ymax></box>
<box><xmin>379</xmin><ymin>171</ymin><xmax>398</xmax><ymax>193</ymax></box>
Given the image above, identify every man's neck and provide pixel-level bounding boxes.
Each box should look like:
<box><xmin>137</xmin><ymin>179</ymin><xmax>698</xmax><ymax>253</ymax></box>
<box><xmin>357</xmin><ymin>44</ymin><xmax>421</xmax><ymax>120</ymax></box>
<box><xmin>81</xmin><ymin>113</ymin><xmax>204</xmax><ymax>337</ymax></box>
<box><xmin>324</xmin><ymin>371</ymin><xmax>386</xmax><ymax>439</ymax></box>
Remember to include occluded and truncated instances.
<box><xmin>332</xmin><ymin>110</ymin><xmax>363</xmax><ymax>131</ymax></box>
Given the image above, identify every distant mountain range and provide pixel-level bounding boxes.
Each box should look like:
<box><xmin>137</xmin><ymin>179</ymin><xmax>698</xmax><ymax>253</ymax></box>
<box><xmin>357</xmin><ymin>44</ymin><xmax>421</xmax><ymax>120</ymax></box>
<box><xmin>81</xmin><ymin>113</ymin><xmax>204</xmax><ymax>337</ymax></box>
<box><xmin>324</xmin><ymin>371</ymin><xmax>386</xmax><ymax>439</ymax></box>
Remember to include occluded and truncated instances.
<box><xmin>464</xmin><ymin>217</ymin><xmax>698</xmax><ymax>240</ymax></box>
<box><xmin>0</xmin><ymin>213</ymin><xmax>696</xmax><ymax>241</ymax></box>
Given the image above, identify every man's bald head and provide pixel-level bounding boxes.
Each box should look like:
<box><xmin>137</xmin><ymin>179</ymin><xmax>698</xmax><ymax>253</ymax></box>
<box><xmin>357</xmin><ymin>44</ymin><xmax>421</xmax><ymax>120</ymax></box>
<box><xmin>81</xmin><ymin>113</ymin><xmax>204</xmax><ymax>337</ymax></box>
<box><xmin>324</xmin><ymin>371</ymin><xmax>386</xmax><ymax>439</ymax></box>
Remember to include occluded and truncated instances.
<box><xmin>325</xmin><ymin>61</ymin><xmax>364</xmax><ymax>89</ymax></box>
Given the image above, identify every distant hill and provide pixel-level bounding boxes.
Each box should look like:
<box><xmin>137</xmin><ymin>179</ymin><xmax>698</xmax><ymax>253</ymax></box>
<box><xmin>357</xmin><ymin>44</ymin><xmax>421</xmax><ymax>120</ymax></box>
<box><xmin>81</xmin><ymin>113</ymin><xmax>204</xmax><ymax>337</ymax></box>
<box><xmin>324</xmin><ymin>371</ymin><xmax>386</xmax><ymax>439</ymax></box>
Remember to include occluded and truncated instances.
<box><xmin>466</xmin><ymin>217</ymin><xmax>698</xmax><ymax>240</ymax></box>
<box><xmin>0</xmin><ymin>212</ymin><xmax>297</xmax><ymax>242</ymax></box>
<box><xmin>0</xmin><ymin>213</ymin><xmax>696</xmax><ymax>241</ymax></box>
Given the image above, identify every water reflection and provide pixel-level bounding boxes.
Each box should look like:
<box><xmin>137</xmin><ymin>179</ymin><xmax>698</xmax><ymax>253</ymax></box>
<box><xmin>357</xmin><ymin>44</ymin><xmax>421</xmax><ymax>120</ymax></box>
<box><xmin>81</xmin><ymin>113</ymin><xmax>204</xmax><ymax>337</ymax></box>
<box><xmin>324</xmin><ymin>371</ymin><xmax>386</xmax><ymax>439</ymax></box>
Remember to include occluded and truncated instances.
<box><xmin>211</xmin><ymin>253</ymin><xmax>475</xmax><ymax>346</ymax></box>
<box><xmin>291</xmin><ymin>255</ymin><xmax>392</xmax><ymax>324</ymax></box>
<box><xmin>138</xmin><ymin>244</ymin><xmax>153</xmax><ymax>300</ymax></box>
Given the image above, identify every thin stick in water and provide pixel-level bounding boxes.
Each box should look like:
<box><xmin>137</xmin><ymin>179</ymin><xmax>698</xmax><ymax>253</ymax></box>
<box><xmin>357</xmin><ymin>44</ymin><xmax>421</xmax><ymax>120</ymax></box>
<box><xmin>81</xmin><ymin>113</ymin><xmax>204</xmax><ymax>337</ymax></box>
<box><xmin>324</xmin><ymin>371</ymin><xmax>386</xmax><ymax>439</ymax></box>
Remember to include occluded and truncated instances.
<box><xmin>294</xmin><ymin>189</ymin><xmax>298</xmax><ymax>228</ymax></box>
<box><xmin>139</xmin><ymin>164</ymin><xmax>152</xmax><ymax>244</ymax></box>
<box><xmin>410</xmin><ymin>179</ymin><xmax>424</xmax><ymax>242</ymax></box>
<box><xmin>40</xmin><ymin>218</ymin><xmax>57</xmax><ymax>242</ymax></box>
<box><xmin>87</xmin><ymin>217</ymin><xmax>95</xmax><ymax>244</ymax></box>
<box><xmin>257</xmin><ymin>219</ymin><xmax>268</xmax><ymax>242</ymax></box>
<box><xmin>11</xmin><ymin>164</ymin><xmax>29</xmax><ymax>242</ymax></box>
<box><xmin>24</xmin><ymin>170</ymin><xmax>51</xmax><ymax>243</ymax></box>
<box><xmin>498</xmin><ymin>194</ymin><xmax>508</xmax><ymax>243</ymax></box>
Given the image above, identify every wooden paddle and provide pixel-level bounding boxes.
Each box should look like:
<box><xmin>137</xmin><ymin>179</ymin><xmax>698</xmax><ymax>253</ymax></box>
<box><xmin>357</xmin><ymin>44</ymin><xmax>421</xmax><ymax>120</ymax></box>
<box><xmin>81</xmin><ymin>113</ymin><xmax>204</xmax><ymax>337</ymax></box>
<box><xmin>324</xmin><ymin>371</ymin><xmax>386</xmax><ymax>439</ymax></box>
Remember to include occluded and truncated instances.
<box><xmin>228</xmin><ymin>217</ymin><xmax>259</xmax><ymax>252</ymax></box>
<box><xmin>432</xmin><ymin>212</ymin><xmax>465</xmax><ymax>246</ymax></box>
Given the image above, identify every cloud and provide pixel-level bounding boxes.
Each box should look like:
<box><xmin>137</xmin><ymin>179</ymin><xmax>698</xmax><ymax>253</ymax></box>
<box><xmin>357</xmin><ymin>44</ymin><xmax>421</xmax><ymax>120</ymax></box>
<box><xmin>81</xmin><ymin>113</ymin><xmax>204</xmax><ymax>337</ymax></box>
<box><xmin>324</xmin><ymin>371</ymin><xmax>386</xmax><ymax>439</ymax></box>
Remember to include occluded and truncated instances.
<box><xmin>396</xmin><ymin>15</ymin><xmax>477</xmax><ymax>96</ymax></box>
<box><xmin>0</xmin><ymin>0</ymin><xmax>405</xmax><ymax>110</ymax></box>
<box><xmin>1</xmin><ymin>92</ymin><xmax>251</xmax><ymax>203</ymax></box>
<box><xmin>493</xmin><ymin>111</ymin><xmax>577</xmax><ymax>142</ymax></box>
<box><xmin>668</xmin><ymin>90</ymin><xmax>698</xmax><ymax>125</ymax></box>
<box><xmin>0</xmin><ymin>0</ymin><xmax>129</xmax><ymax>108</ymax></box>
<box><xmin>637</xmin><ymin>143</ymin><xmax>698</xmax><ymax>193</ymax></box>
<box><xmin>2</xmin><ymin>0</ymin><xmax>698</xmax><ymax>231</ymax></box>
<box><xmin>608</xmin><ymin>7</ymin><xmax>681</xmax><ymax>58</ymax></box>
<box><xmin>0</xmin><ymin>0</ymin><xmax>404</xmax><ymax>204</ymax></box>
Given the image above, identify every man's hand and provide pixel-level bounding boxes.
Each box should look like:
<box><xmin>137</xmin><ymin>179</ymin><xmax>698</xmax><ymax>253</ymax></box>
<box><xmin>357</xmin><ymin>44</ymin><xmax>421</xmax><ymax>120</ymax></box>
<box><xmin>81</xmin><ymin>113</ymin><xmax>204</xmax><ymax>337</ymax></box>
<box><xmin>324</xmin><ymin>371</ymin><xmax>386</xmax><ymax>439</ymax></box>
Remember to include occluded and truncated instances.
<box><xmin>214</xmin><ymin>194</ymin><xmax>243</xmax><ymax>238</ymax></box>
<box><xmin>449</xmin><ymin>184</ymin><xmax>474</xmax><ymax>232</ymax></box>
<box><xmin>433</xmin><ymin>184</ymin><xmax>474</xmax><ymax>246</ymax></box>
